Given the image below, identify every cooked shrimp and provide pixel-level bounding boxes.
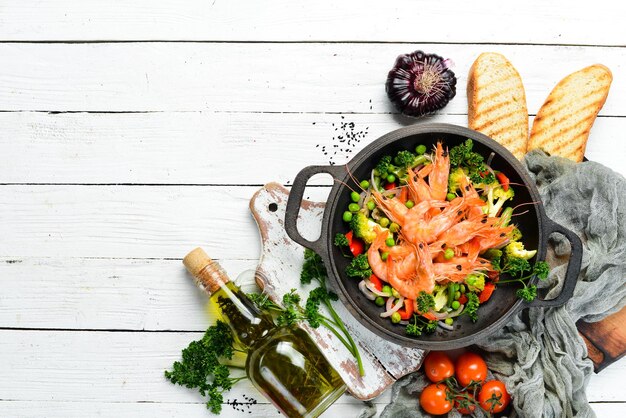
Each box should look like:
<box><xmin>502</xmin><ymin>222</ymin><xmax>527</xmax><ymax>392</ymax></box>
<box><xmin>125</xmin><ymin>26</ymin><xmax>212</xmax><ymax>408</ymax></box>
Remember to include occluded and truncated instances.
<box><xmin>371</xmin><ymin>189</ymin><xmax>408</xmax><ymax>225</ymax></box>
<box><xmin>474</xmin><ymin>226</ymin><xmax>516</xmax><ymax>251</ymax></box>
<box><xmin>405</xmin><ymin>166</ymin><xmax>433</xmax><ymax>203</ymax></box>
<box><xmin>428</xmin><ymin>142</ymin><xmax>450</xmax><ymax>201</ymax></box>
<box><xmin>367</xmin><ymin>230</ymin><xmax>390</xmax><ymax>282</ymax></box>
<box><xmin>403</xmin><ymin>199</ymin><xmax>464</xmax><ymax>244</ymax></box>
<box><xmin>387</xmin><ymin>242</ymin><xmax>436</xmax><ymax>299</ymax></box>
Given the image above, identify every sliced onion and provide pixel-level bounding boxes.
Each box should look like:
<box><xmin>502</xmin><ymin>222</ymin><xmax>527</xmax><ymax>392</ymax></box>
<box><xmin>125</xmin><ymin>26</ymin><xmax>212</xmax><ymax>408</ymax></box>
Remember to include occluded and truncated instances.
<box><xmin>364</xmin><ymin>280</ymin><xmax>390</xmax><ymax>297</ymax></box>
<box><xmin>438</xmin><ymin>320</ymin><xmax>454</xmax><ymax>331</ymax></box>
<box><xmin>429</xmin><ymin>304</ymin><xmax>464</xmax><ymax>320</ymax></box>
<box><xmin>358</xmin><ymin>280</ymin><xmax>377</xmax><ymax>301</ymax></box>
<box><xmin>380</xmin><ymin>296</ymin><xmax>405</xmax><ymax>318</ymax></box>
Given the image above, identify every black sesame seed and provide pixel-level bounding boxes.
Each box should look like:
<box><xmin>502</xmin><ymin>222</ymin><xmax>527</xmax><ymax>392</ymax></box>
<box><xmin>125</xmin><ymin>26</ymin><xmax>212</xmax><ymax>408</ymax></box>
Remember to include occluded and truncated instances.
<box><xmin>465</xmin><ymin>185</ymin><xmax>470</xmax><ymax>191</ymax></box>
<box><xmin>500</xmin><ymin>233</ymin><xmax>506</xmax><ymax>237</ymax></box>
<box><xmin>481</xmin><ymin>218</ymin><xmax>487</xmax><ymax>224</ymax></box>
<box><xmin>456</xmin><ymin>265</ymin><xmax>462</xmax><ymax>271</ymax></box>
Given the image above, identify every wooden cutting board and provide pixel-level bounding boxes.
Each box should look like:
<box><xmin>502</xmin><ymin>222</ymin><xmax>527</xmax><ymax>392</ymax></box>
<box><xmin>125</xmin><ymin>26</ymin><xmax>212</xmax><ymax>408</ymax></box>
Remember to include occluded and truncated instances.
<box><xmin>577</xmin><ymin>307</ymin><xmax>626</xmax><ymax>373</ymax></box>
<box><xmin>249</xmin><ymin>182</ymin><xmax>426</xmax><ymax>400</ymax></box>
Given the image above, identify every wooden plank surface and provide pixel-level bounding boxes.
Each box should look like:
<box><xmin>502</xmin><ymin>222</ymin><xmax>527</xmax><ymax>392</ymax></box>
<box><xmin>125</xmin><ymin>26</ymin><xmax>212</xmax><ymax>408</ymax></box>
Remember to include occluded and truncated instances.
<box><xmin>0</xmin><ymin>112</ymin><xmax>624</xmax><ymax>185</ymax></box>
<box><xmin>0</xmin><ymin>1</ymin><xmax>624</xmax><ymax>416</ymax></box>
<box><xmin>0</xmin><ymin>44</ymin><xmax>623</xmax><ymax>114</ymax></box>
<box><xmin>0</xmin><ymin>331</ymin><xmax>623</xmax><ymax>403</ymax></box>
<box><xmin>0</xmin><ymin>1</ymin><xmax>624</xmax><ymax>45</ymax></box>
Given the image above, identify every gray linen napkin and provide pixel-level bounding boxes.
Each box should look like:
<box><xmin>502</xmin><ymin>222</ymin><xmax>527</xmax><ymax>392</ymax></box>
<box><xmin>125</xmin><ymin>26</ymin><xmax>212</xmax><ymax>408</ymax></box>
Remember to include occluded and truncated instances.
<box><xmin>359</xmin><ymin>150</ymin><xmax>626</xmax><ymax>418</ymax></box>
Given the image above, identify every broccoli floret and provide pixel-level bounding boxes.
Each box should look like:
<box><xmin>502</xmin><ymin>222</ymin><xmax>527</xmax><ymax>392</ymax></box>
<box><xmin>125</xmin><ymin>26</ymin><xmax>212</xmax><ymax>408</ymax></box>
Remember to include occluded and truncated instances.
<box><xmin>465</xmin><ymin>274</ymin><xmax>485</xmax><ymax>292</ymax></box>
<box><xmin>350</xmin><ymin>212</ymin><xmax>385</xmax><ymax>244</ymax></box>
<box><xmin>505</xmin><ymin>242</ymin><xmax>537</xmax><ymax>260</ymax></box>
<box><xmin>394</xmin><ymin>150</ymin><xmax>428</xmax><ymax>169</ymax></box>
<box><xmin>447</xmin><ymin>167</ymin><xmax>467</xmax><ymax>193</ymax></box>
<box><xmin>345</xmin><ymin>254</ymin><xmax>372</xmax><ymax>278</ymax></box>
<box><xmin>487</xmin><ymin>186</ymin><xmax>515</xmax><ymax>217</ymax></box>
<box><xmin>375</xmin><ymin>155</ymin><xmax>394</xmax><ymax>179</ymax></box>
<box><xmin>375</xmin><ymin>151</ymin><xmax>428</xmax><ymax>185</ymax></box>
<box><xmin>450</xmin><ymin>139</ymin><xmax>483</xmax><ymax>168</ymax></box>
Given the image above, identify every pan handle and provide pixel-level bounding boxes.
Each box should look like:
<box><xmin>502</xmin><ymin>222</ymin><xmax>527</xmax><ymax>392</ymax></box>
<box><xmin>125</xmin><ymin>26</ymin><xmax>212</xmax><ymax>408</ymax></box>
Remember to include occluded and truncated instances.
<box><xmin>528</xmin><ymin>218</ymin><xmax>583</xmax><ymax>308</ymax></box>
<box><xmin>285</xmin><ymin>165</ymin><xmax>346</xmax><ymax>257</ymax></box>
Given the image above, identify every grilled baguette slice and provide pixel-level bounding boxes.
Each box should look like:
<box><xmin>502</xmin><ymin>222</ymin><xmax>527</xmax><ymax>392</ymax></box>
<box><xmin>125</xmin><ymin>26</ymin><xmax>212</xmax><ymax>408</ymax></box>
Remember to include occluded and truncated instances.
<box><xmin>467</xmin><ymin>52</ymin><xmax>528</xmax><ymax>160</ymax></box>
<box><xmin>528</xmin><ymin>64</ymin><xmax>612</xmax><ymax>162</ymax></box>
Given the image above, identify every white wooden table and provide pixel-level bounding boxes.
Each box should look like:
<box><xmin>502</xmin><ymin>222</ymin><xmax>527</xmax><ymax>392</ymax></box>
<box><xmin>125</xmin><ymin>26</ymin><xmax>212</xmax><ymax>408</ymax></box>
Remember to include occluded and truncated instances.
<box><xmin>1</xmin><ymin>1</ymin><xmax>625</xmax><ymax>417</ymax></box>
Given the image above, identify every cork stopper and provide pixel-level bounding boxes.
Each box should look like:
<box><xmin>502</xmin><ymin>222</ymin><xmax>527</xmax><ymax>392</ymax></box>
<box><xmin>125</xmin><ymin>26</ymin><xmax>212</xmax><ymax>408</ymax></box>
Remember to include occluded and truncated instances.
<box><xmin>183</xmin><ymin>247</ymin><xmax>230</xmax><ymax>294</ymax></box>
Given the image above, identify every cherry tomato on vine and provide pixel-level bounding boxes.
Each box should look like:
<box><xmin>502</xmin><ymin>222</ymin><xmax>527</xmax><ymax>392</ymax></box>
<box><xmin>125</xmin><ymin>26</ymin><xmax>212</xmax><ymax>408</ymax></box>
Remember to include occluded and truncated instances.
<box><xmin>419</xmin><ymin>383</ymin><xmax>453</xmax><ymax>415</ymax></box>
<box><xmin>423</xmin><ymin>351</ymin><xmax>454</xmax><ymax>383</ymax></box>
<box><xmin>454</xmin><ymin>393</ymin><xmax>476</xmax><ymax>415</ymax></box>
<box><xmin>455</xmin><ymin>352</ymin><xmax>488</xmax><ymax>387</ymax></box>
<box><xmin>479</xmin><ymin>380</ymin><xmax>510</xmax><ymax>413</ymax></box>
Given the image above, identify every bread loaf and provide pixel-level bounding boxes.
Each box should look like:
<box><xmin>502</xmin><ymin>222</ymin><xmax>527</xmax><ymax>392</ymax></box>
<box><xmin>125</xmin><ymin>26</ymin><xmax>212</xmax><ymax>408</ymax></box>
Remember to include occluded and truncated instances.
<box><xmin>527</xmin><ymin>64</ymin><xmax>612</xmax><ymax>162</ymax></box>
<box><xmin>467</xmin><ymin>53</ymin><xmax>529</xmax><ymax>160</ymax></box>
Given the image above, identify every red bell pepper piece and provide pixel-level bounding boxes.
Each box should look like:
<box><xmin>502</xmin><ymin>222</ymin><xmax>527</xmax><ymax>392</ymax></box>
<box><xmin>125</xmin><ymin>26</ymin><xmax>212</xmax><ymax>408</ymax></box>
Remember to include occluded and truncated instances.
<box><xmin>398</xmin><ymin>298</ymin><xmax>415</xmax><ymax>320</ymax></box>
<box><xmin>384</xmin><ymin>182</ymin><xmax>397</xmax><ymax>190</ymax></box>
<box><xmin>458</xmin><ymin>294</ymin><xmax>468</xmax><ymax>305</ymax></box>
<box><xmin>496</xmin><ymin>172</ymin><xmax>510</xmax><ymax>191</ymax></box>
<box><xmin>368</xmin><ymin>274</ymin><xmax>383</xmax><ymax>291</ymax></box>
<box><xmin>345</xmin><ymin>231</ymin><xmax>364</xmax><ymax>256</ymax></box>
<box><xmin>398</xmin><ymin>187</ymin><xmax>408</xmax><ymax>204</ymax></box>
<box><xmin>478</xmin><ymin>283</ymin><xmax>496</xmax><ymax>303</ymax></box>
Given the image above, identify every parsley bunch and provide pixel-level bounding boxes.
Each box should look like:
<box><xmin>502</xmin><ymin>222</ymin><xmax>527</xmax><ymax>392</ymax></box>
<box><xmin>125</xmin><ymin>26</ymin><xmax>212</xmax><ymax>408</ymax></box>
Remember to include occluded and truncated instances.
<box><xmin>497</xmin><ymin>258</ymin><xmax>550</xmax><ymax>302</ymax></box>
<box><xmin>164</xmin><ymin>321</ymin><xmax>247</xmax><ymax>414</ymax></box>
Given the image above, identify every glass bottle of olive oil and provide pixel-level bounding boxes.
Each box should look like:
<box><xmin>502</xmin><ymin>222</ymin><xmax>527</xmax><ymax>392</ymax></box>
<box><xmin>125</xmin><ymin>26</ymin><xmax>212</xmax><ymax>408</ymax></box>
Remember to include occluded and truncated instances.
<box><xmin>183</xmin><ymin>248</ymin><xmax>346</xmax><ymax>418</ymax></box>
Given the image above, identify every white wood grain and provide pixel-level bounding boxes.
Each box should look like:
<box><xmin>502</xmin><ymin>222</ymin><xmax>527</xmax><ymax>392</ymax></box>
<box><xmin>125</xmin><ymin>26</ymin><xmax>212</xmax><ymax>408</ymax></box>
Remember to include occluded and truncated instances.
<box><xmin>0</xmin><ymin>185</ymin><xmax>263</xmax><ymax>259</ymax></box>
<box><xmin>0</xmin><ymin>43</ymin><xmax>623</xmax><ymax>114</ymax></box>
<box><xmin>0</xmin><ymin>0</ymin><xmax>624</xmax><ymax>45</ymax></box>
<box><xmin>0</xmin><ymin>400</ymin><xmax>622</xmax><ymax>418</ymax></box>
<box><xmin>0</xmin><ymin>330</ymin><xmax>623</xmax><ymax>405</ymax></box>
<box><xmin>0</xmin><ymin>257</ymin><xmax>255</xmax><ymax>331</ymax></box>
<box><xmin>1</xmin><ymin>112</ymin><xmax>624</xmax><ymax>184</ymax></box>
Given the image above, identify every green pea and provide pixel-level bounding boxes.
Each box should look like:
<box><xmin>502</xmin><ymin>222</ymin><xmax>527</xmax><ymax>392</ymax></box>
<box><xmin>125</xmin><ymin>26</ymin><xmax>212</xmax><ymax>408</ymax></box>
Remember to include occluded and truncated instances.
<box><xmin>405</xmin><ymin>200</ymin><xmax>415</xmax><ymax>209</ymax></box>
<box><xmin>444</xmin><ymin>317</ymin><xmax>454</xmax><ymax>325</ymax></box>
<box><xmin>444</xmin><ymin>248</ymin><xmax>455</xmax><ymax>260</ymax></box>
<box><xmin>375</xmin><ymin>296</ymin><xmax>385</xmax><ymax>307</ymax></box>
<box><xmin>360</xmin><ymin>180</ymin><xmax>370</xmax><ymax>189</ymax></box>
<box><xmin>415</xmin><ymin>144</ymin><xmax>427</xmax><ymax>155</ymax></box>
<box><xmin>378</xmin><ymin>217</ymin><xmax>390</xmax><ymax>228</ymax></box>
<box><xmin>386</xmin><ymin>174</ymin><xmax>396</xmax><ymax>183</ymax></box>
<box><xmin>454</xmin><ymin>291</ymin><xmax>461</xmax><ymax>300</ymax></box>
<box><xmin>391</xmin><ymin>288</ymin><xmax>401</xmax><ymax>298</ymax></box>
<box><xmin>382</xmin><ymin>285</ymin><xmax>392</xmax><ymax>296</ymax></box>
<box><xmin>389</xmin><ymin>222</ymin><xmax>400</xmax><ymax>233</ymax></box>
<box><xmin>381</xmin><ymin>252</ymin><xmax>389</xmax><ymax>261</ymax></box>
<box><xmin>460</xmin><ymin>284</ymin><xmax>466</xmax><ymax>294</ymax></box>
<box><xmin>342</xmin><ymin>211</ymin><xmax>353</xmax><ymax>222</ymax></box>
<box><xmin>350</xmin><ymin>191</ymin><xmax>360</xmax><ymax>202</ymax></box>
<box><xmin>453</xmin><ymin>283</ymin><xmax>460</xmax><ymax>292</ymax></box>
<box><xmin>446</xmin><ymin>193</ymin><xmax>456</xmax><ymax>201</ymax></box>
<box><xmin>451</xmin><ymin>301</ymin><xmax>461</xmax><ymax>310</ymax></box>
<box><xmin>386</xmin><ymin>237</ymin><xmax>395</xmax><ymax>247</ymax></box>
<box><xmin>348</xmin><ymin>203</ymin><xmax>360</xmax><ymax>212</ymax></box>
<box><xmin>366</xmin><ymin>200</ymin><xmax>375</xmax><ymax>211</ymax></box>
<box><xmin>391</xmin><ymin>312</ymin><xmax>401</xmax><ymax>324</ymax></box>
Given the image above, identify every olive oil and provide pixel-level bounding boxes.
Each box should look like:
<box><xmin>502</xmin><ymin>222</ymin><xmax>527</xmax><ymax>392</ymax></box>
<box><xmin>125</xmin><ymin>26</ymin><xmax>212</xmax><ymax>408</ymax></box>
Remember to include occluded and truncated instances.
<box><xmin>183</xmin><ymin>248</ymin><xmax>346</xmax><ymax>418</ymax></box>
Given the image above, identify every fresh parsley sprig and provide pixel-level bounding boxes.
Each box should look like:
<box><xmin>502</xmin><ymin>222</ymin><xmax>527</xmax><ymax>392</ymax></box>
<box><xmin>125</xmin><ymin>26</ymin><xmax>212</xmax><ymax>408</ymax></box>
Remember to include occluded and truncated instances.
<box><xmin>164</xmin><ymin>321</ymin><xmax>246</xmax><ymax>414</ymax></box>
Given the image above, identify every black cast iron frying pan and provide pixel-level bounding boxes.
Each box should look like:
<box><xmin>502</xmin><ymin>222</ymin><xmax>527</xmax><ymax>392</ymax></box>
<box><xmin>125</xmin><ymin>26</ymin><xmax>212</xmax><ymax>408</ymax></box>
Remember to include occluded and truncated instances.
<box><xmin>285</xmin><ymin>123</ymin><xmax>582</xmax><ymax>350</ymax></box>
